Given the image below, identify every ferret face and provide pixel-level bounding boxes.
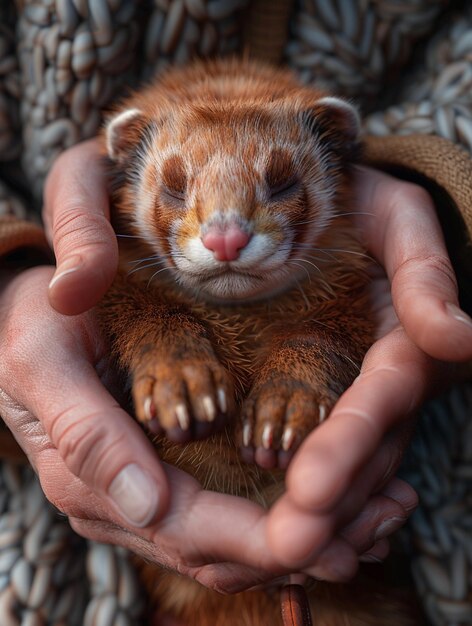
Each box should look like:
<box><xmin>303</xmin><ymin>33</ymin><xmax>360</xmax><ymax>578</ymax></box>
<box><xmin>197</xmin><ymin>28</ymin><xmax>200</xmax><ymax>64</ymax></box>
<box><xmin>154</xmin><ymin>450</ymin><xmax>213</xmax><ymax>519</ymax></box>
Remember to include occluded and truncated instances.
<box><xmin>107</xmin><ymin>74</ymin><xmax>359</xmax><ymax>302</ymax></box>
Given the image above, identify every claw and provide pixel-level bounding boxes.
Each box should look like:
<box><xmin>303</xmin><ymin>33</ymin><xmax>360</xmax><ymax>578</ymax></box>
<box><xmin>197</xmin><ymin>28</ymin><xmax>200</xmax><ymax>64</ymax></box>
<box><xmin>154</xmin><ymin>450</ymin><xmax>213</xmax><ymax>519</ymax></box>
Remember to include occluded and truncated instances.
<box><xmin>143</xmin><ymin>396</ymin><xmax>153</xmax><ymax>421</ymax></box>
<box><xmin>243</xmin><ymin>421</ymin><xmax>252</xmax><ymax>447</ymax></box>
<box><xmin>282</xmin><ymin>427</ymin><xmax>295</xmax><ymax>451</ymax></box>
<box><xmin>202</xmin><ymin>396</ymin><xmax>216</xmax><ymax>421</ymax></box>
<box><xmin>319</xmin><ymin>405</ymin><xmax>327</xmax><ymax>422</ymax></box>
<box><xmin>262</xmin><ymin>423</ymin><xmax>274</xmax><ymax>450</ymax></box>
<box><xmin>175</xmin><ymin>404</ymin><xmax>190</xmax><ymax>430</ymax></box>
<box><xmin>217</xmin><ymin>388</ymin><xmax>227</xmax><ymax>413</ymax></box>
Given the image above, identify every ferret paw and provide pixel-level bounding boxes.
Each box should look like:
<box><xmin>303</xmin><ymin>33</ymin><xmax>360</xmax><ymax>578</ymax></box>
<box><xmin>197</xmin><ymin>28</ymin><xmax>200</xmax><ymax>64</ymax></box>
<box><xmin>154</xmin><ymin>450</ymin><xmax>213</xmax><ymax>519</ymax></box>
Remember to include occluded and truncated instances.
<box><xmin>239</xmin><ymin>379</ymin><xmax>333</xmax><ymax>470</ymax></box>
<box><xmin>132</xmin><ymin>356</ymin><xmax>233</xmax><ymax>443</ymax></box>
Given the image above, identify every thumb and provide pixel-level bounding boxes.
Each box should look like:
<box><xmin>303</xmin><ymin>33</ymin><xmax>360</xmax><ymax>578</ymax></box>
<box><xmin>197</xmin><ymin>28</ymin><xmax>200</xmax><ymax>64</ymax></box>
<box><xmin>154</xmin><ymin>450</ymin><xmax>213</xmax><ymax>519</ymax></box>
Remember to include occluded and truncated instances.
<box><xmin>17</xmin><ymin>359</ymin><xmax>170</xmax><ymax>528</ymax></box>
<box><xmin>44</xmin><ymin>139</ymin><xmax>118</xmax><ymax>315</ymax></box>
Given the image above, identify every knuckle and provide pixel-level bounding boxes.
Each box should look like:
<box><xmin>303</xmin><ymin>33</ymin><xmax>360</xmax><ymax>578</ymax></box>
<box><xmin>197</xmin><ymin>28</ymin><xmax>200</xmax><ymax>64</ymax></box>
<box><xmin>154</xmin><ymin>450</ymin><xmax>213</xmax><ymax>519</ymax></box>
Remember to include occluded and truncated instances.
<box><xmin>422</xmin><ymin>254</ymin><xmax>458</xmax><ymax>289</ymax></box>
<box><xmin>396</xmin><ymin>253</ymin><xmax>457</xmax><ymax>293</ymax></box>
<box><xmin>52</xmin><ymin>412</ymin><xmax>122</xmax><ymax>483</ymax></box>
<box><xmin>53</xmin><ymin>207</ymin><xmax>113</xmax><ymax>254</ymax></box>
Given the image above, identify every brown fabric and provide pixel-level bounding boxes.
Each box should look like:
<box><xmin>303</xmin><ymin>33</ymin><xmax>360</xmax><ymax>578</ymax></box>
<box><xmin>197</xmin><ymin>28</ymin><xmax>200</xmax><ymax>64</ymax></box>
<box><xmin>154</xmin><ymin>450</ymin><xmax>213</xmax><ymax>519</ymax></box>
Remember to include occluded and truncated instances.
<box><xmin>246</xmin><ymin>0</ymin><xmax>294</xmax><ymax>64</ymax></box>
<box><xmin>0</xmin><ymin>215</ymin><xmax>50</xmax><ymax>263</ymax></box>
<box><xmin>363</xmin><ymin>134</ymin><xmax>472</xmax><ymax>240</ymax></box>
<box><xmin>281</xmin><ymin>585</ymin><xmax>313</xmax><ymax>626</ymax></box>
<box><xmin>363</xmin><ymin>134</ymin><xmax>472</xmax><ymax>319</ymax></box>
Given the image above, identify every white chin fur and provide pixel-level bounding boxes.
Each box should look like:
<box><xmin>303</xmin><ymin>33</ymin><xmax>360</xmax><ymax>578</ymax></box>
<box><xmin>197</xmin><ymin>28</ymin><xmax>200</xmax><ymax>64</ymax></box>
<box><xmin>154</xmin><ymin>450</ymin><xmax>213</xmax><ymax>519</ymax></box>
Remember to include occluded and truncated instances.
<box><xmin>171</xmin><ymin>234</ymin><xmax>296</xmax><ymax>300</ymax></box>
<box><xmin>177</xmin><ymin>269</ymin><xmax>298</xmax><ymax>301</ymax></box>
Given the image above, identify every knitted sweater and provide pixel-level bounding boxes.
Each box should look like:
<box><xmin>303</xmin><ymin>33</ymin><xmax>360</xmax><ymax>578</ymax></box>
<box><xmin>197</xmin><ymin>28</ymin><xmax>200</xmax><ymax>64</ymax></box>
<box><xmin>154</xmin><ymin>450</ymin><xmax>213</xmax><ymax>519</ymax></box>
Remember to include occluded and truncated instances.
<box><xmin>0</xmin><ymin>2</ymin><xmax>471</xmax><ymax>625</ymax></box>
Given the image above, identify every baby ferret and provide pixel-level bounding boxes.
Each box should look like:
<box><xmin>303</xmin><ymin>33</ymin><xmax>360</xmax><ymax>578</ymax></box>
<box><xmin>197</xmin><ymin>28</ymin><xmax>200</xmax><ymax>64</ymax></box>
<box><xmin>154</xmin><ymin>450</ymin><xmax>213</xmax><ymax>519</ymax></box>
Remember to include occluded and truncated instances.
<box><xmin>98</xmin><ymin>59</ymin><xmax>414</xmax><ymax>626</ymax></box>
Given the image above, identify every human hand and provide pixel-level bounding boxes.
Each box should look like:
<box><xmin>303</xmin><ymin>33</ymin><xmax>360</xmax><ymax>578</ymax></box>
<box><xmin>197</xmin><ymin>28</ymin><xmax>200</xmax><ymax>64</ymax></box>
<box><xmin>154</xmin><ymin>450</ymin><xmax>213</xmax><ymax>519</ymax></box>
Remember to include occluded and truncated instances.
<box><xmin>264</xmin><ymin>166</ymin><xmax>472</xmax><ymax>578</ymax></box>
<box><xmin>0</xmin><ymin>266</ymin><xmax>414</xmax><ymax>595</ymax></box>
<box><xmin>44</xmin><ymin>142</ymin><xmax>472</xmax><ymax>583</ymax></box>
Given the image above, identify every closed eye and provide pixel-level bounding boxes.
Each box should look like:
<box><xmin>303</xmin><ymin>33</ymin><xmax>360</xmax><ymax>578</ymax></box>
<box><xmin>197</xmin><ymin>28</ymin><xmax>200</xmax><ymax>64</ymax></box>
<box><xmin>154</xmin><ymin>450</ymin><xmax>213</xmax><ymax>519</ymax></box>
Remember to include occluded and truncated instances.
<box><xmin>161</xmin><ymin>155</ymin><xmax>187</xmax><ymax>204</ymax></box>
<box><xmin>269</xmin><ymin>178</ymin><xmax>299</xmax><ymax>200</ymax></box>
<box><xmin>161</xmin><ymin>185</ymin><xmax>186</xmax><ymax>204</ymax></box>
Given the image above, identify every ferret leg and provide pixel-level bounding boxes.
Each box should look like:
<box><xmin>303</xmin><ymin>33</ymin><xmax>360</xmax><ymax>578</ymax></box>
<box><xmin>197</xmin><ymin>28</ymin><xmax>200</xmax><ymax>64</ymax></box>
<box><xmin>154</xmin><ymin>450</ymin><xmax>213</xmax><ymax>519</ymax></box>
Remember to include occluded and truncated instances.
<box><xmin>240</xmin><ymin>332</ymin><xmax>361</xmax><ymax>469</ymax></box>
<box><xmin>97</xmin><ymin>277</ymin><xmax>234</xmax><ymax>442</ymax></box>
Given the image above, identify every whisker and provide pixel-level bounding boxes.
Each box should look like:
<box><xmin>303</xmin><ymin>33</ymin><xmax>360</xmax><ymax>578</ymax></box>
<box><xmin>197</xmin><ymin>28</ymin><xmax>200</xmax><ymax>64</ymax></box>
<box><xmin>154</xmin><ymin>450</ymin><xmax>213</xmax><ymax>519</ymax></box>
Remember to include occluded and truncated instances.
<box><xmin>335</xmin><ymin>211</ymin><xmax>376</xmax><ymax>218</ymax></box>
<box><xmin>291</xmin><ymin>211</ymin><xmax>376</xmax><ymax>227</ymax></box>
<box><xmin>128</xmin><ymin>260</ymin><xmax>169</xmax><ymax>276</ymax></box>
<box><xmin>321</xmin><ymin>248</ymin><xmax>373</xmax><ymax>260</ymax></box>
<box><xmin>291</xmin><ymin>219</ymin><xmax>320</xmax><ymax>227</ymax></box>
<box><xmin>292</xmin><ymin>245</ymin><xmax>338</xmax><ymax>261</ymax></box>
<box><xmin>293</xmin><ymin>245</ymin><xmax>373</xmax><ymax>262</ymax></box>
<box><xmin>287</xmin><ymin>261</ymin><xmax>311</xmax><ymax>283</ymax></box>
<box><xmin>128</xmin><ymin>255</ymin><xmax>161</xmax><ymax>266</ymax></box>
<box><xmin>290</xmin><ymin>257</ymin><xmax>323</xmax><ymax>275</ymax></box>
<box><xmin>116</xmin><ymin>233</ymin><xmax>147</xmax><ymax>239</ymax></box>
<box><xmin>147</xmin><ymin>266</ymin><xmax>174</xmax><ymax>288</ymax></box>
<box><xmin>294</xmin><ymin>278</ymin><xmax>310</xmax><ymax>308</ymax></box>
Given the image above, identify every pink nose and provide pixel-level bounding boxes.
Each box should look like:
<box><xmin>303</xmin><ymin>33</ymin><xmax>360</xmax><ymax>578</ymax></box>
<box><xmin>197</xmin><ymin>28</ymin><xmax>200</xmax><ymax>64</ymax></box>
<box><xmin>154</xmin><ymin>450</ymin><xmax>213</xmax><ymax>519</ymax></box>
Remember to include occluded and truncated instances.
<box><xmin>201</xmin><ymin>225</ymin><xmax>251</xmax><ymax>262</ymax></box>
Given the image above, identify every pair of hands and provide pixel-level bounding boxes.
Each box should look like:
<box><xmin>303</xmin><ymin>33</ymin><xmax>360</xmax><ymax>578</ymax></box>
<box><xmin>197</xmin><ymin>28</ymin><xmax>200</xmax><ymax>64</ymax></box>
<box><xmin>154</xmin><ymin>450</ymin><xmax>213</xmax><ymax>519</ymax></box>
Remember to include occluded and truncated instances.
<box><xmin>1</xmin><ymin>139</ymin><xmax>472</xmax><ymax>598</ymax></box>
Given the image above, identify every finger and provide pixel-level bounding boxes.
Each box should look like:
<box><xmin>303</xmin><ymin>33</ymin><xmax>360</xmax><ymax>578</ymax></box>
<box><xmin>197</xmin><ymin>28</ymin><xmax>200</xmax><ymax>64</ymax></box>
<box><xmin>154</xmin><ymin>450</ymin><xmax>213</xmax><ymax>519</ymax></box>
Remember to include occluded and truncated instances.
<box><xmin>284</xmin><ymin>327</ymin><xmax>435</xmax><ymax>515</ymax></box>
<box><xmin>29</xmin><ymin>439</ymin><xmax>276</xmax><ymax>594</ymax></box>
<box><xmin>266</xmin><ymin>474</ymin><xmax>411</xmax><ymax>574</ymax></box>
<box><xmin>69</xmin><ymin>513</ymin><xmax>274</xmax><ymax>595</ymax></box>
<box><xmin>61</xmin><ymin>456</ymin><xmax>274</xmax><ymax>579</ymax></box>
<box><xmin>338</xmin><ymin>492</ymin><xmax>408</xmax><ymax>554</ymax></box>
<box><xmin>304</xmin><ymin>537</ymin><xmax>359</xmax><ymax>582</ymax></box>
<box><xmin>68</xmin><ymin>465</ymin><xmax>281</xmax><ymax>593</ymax></box>
<box><xmin>327</xmin><ymin>442</ymin><xmax>418</xmax><ymax>531</ymax></box>
<box><xmin>16</xmin><ymin>355</ymin><xmax>170</xmax><ymax>528</ymax></box>
<box><xmin>151</xmin><ymin>476</ymin><xmax>274</xmax><ymax>572</ymax></box>
<box><xmin>355</xmin><ymin>167</ymin><xmax>472</xmax><ymax>361</ymax></box>
<box><xmin>43</xmin><ymin>139</ymin><xmax>118</xmax><ymax>315</ymax></box>
<box><xmin>265</xmin><ymin>461</ymin><xmax>411</xmax><ymax>571</ymax></box>
<box><xmin>359</xmin><ymin>538</ymin><xmax>390</xmax><ymax>563</ymax></box>
<box><xmin>264</xmin><ymin>330</ymin><xmax>430</xmax><ymax>566</ymax></box>
<box><xmin>380</xmin><ymin>476</ymin><xmax>418</xmax><ymax>514</ymax></box>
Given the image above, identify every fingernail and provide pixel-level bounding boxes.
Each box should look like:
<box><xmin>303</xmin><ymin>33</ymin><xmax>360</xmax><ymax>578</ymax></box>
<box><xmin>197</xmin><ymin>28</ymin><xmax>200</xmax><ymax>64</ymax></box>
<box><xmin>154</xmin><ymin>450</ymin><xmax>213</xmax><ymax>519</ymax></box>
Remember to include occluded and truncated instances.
<box><xmin>108</xmin><ymin>464</ymin><xmax>159</xmax><ymax>527</ymax></box>
<box><xmin>49</xmin><ymin>255</ymin><xmax>82</xmax><ymax>289</ymax></box>
<box><xmin>445</xmin><ymin>303</ymin><xmax>472</xmax><ymax>329</ymax></box>
<box><xmin>374</xmin><ymin>516</ymin><xmax>406</xmax><ymax>541</ymax></box>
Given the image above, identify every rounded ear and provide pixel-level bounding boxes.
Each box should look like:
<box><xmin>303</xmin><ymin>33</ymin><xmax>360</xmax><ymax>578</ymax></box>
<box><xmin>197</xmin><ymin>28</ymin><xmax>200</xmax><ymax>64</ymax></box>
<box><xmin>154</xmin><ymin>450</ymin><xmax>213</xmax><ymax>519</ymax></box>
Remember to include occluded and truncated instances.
<box><xmin>313</xmin><ymin>97</ymin><xmax>360</xmax><ymax>141</ymax></box>
<box><xmin>303</xmin><ymin>97</ymin><xmax>361</xmax><ymax>158</ymax></box>
<box><xmin>105</xmin><ymin>108</ymin><xmax>146</xmax><ymax>162</ymax></box>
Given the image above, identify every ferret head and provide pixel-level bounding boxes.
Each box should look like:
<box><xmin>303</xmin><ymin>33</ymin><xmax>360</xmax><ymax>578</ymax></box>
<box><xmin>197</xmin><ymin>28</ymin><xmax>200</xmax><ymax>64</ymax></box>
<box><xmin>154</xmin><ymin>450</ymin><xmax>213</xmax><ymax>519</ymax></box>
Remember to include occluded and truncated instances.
<box><xmin>106</xmin><ymin>75</ymin><xmax>360</xmax><ymax>302</ymax></box>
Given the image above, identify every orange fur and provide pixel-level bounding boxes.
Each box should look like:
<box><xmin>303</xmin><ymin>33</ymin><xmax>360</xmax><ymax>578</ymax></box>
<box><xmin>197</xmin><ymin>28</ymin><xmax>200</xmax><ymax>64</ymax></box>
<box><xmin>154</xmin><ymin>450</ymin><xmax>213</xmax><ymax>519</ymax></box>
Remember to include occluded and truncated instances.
<box><xmin>98</xmin><ymin>59</ymin><xmax>415</xmax><ymax>625</ymax></box>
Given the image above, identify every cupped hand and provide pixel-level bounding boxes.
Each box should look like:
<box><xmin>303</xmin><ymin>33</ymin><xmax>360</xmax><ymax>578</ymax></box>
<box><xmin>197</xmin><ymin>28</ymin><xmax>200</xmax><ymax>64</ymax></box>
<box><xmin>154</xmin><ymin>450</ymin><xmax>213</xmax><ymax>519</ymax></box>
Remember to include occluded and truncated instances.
<box><xmin>264</xmin><ymin>165</ymin><xmax>471</xmax><ymax>576</ymax></box>
<box><xmin>40</xmin><ymin>140</ymin><xmax>472</xmax><ymax>586</ymax></box>
<box><xmin>0</xmin><ymin>267</ymin><xmax>412</xmax><ymax>595</ymax></box>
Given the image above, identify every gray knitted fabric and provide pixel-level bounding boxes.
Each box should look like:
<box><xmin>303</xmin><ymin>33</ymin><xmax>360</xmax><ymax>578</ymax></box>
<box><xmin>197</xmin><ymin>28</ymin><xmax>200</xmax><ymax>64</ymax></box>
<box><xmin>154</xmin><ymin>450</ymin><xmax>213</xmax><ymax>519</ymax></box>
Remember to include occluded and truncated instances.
<box><xmin>0</xmin><ymin>1</ymin><xmax>471</xmax><ymax>625</ymax></box>
<box><xmin>0</xmin><ymin>463</ymin><xmax>146</xmax><ymax>626</ymax></box>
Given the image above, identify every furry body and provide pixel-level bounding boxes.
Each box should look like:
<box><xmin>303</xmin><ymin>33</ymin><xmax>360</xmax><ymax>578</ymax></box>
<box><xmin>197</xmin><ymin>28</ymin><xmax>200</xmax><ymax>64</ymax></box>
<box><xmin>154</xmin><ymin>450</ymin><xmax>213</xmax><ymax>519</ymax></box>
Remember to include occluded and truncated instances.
<box><xmin>98</xmin><ymin>60</ymin><xmax>413</xmax><ymax>625</ymax></box>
